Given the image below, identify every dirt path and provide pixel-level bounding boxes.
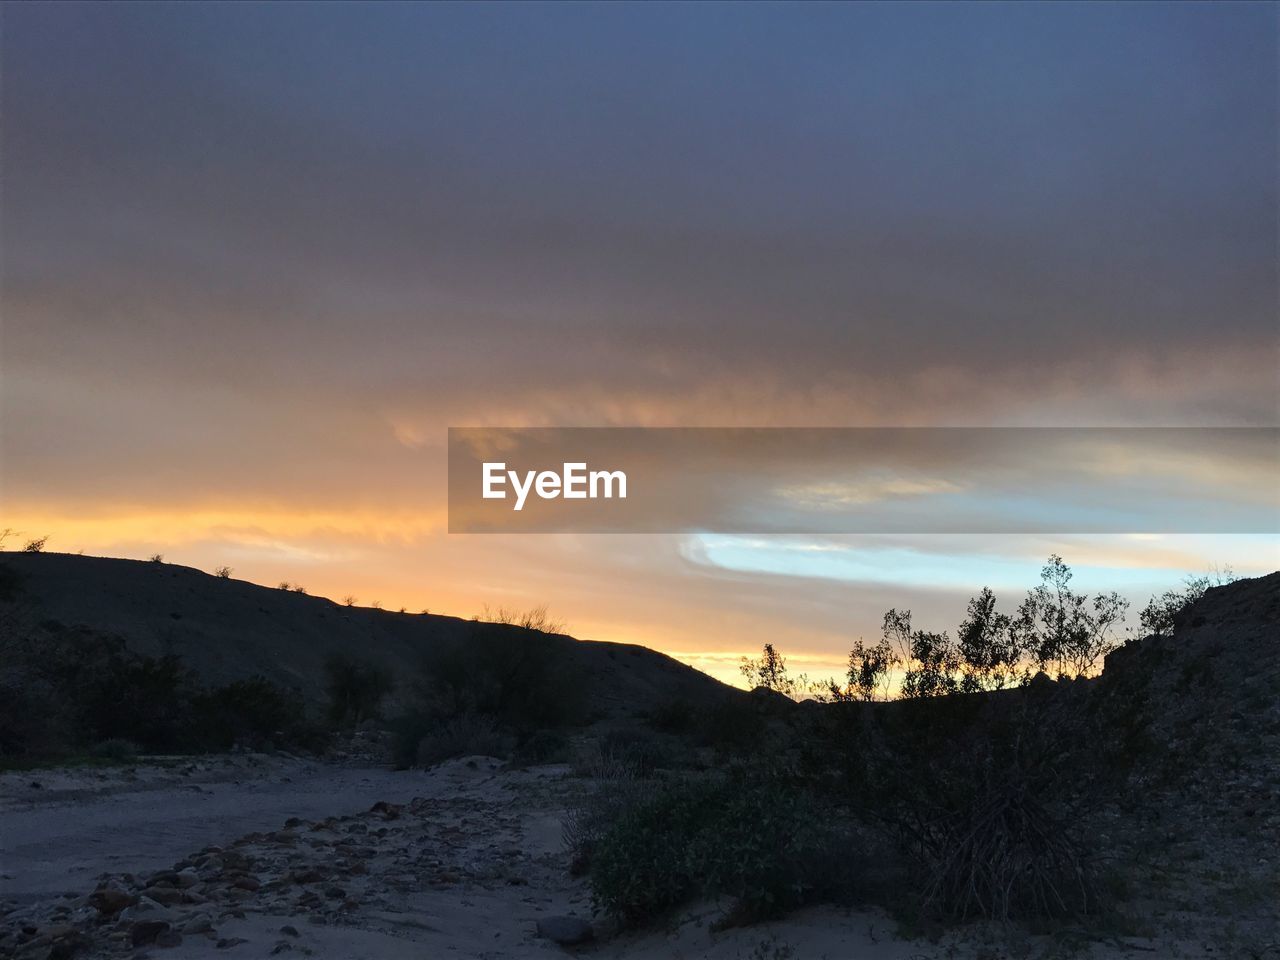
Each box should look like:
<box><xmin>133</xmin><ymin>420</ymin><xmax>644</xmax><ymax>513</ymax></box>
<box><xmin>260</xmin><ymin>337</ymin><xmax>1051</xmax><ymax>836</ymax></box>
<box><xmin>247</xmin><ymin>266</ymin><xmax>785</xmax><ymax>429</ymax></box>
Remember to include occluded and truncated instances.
<box><xmin>0</xmin><ymin>756</ymin><xmax>443</xmax><ymax>902</ymax></box>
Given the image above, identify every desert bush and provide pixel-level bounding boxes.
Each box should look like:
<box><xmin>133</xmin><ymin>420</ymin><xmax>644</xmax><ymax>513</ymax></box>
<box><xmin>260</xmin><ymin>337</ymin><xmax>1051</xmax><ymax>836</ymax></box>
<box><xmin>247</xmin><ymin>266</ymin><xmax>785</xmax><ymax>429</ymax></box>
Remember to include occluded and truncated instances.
<box><xmin>76</xmin><ymin>650</ymin><xmax>192</xmax><ymax>751</ymax></box>
<box><xmin>1015</xmin><ymin>555</ymin><xmax>1127</xmax><ymax>679</ymax></box>
<box><xmin>740</xmin><ymin>643</ymin><xmax>797</xmax><ymax>697</ymax></box>
<box><xmin>0</xmin><ymin>676</ymin><xmax>71</xmax><ymax>762</ymax></box>
<box><xmin>324</xmin><ymin>653</ymin><xmax>393</xmax><ymax>727</ymax></box>
<box><xmin>882</xmin><ymin>609</ymin><xmax>960</xmax><ymax>698</ymax></box>
<box><xmin>698</xmin><ymin>696</ymin><xmax>767</xmax><ymax>755</ymax></box>
<box><xmin>22</xmin><ymin>536</ymin><xmax>48</xmax><ymax>553</ymax></box>
<box><xmin>956</xmin><ymin>587</ymin><xmax>1026</xmax><ymax>692</ymax></box>
<box><xmin>149</xmin><ymin>554</ymin><xmax>164</xmax><ymax>563</ymax></box>
<box><xmin>422</xmin><ymin>623</ymin><xmax>587</xmax><ymax>733</ymax></box>
<box><xmin>589</xmin><ymin>773</ymin><xmax>835</xmax><ymax>927</ymax></box>
<box><xmin>1138</xmin><ymin>567</ymin><xmax>1235</xmax><ymax>638</ymax></box>
<box><xmin>475</xmin><ymin>602</ymin><xmax>565</xmax><ymax>634</ymax></box>
<box><xmin>389</xmin><ymin>708</ymin><xmax>434</xmax><ymax>769</ymax></box>
<box><xmin>511</xmin><ymin>728</ymin><xmax>572</xmax><ymax>766</ymax></box>
<box><xmin>0</xmin><ymin>625</ymin><xmax>321</xmax><ymax>760</ymax></box>
<box><xmin>391</xmin><ymin>625</ymin><xmax>587</xmax><ymax>768</ymax></box>
<box><xmin>845</xmin><ymin>692</ymin><xmax>1099</xmax><ymax>924</ymax></box>
<box><xmin>846</xmin><ymin>637</ymin><xmax>897</xmax><ymax>702</ymax></box>
<box><xmin>596</xmin><ymin>727</ymin><xmax>679</xmax><ymax>777</ymax></box>
<box><xmin>414</xmin><ymin>712</ymin><xmax>512</xmax><ymax>766</ymax></box>
<box><xmin>564</xmin><ymin>746</ymin><xmax>656</xmax><ymax>875</ymax></box>
<box><xmin>214</xmin><ymin>565</ymin><xmax>233</xmax><ymax>579</ymax></box>
<box><xmin>192</xmin><ymin>676</ymin><xmax>313</xmax><ymax>752</ymax></box>
<box><xmin>916</xmin><ymin>775</ymin><xmax>1094</xmax><ymax>921</ymax></box>
<box><xmin>647</xmin><ymin>695</ymin><xmax>696</xmax><ymax>733</ymax></box>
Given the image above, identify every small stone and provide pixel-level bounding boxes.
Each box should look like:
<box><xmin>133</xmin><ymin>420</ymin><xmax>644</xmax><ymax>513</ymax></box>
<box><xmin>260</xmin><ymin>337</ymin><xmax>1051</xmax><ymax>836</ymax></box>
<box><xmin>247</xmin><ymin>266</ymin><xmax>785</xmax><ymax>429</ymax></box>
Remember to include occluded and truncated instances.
<box><xmin>535</xmin><ymin>916</ymin><xmax>594</xmax><ymax>946</ymax></box>
<box><xmin>89</xmin><ymin>888</ymin><xmax>136</xmax><ymax>917</ymax></box>
<box><xmin>155</xmin><ymin>929</ymin><xmax>183</xmax><ymax>948</ymax></box>
<box><xmin>130</xmin><ymin>920</ymin><xmax>171</xmax><ymax>947</ymax></box>
<box><xmin>279</xmin><ymin>925</ymin><xmax>300</xmax><ymax>938</ymax></box>
<box><xmin>181</xmin><ymin>914</ymin><xmax>213</xmax><ymax>935</ymax></box>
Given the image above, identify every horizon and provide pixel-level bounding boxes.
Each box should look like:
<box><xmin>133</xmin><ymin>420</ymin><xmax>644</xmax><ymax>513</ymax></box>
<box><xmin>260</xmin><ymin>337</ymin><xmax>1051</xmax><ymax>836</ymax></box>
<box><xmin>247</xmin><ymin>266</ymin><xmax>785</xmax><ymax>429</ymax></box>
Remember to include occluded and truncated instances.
<box><xmin>3</xmin><ymin>543</ymin><xmax>1273</xmax><ymax>691</ymax></box>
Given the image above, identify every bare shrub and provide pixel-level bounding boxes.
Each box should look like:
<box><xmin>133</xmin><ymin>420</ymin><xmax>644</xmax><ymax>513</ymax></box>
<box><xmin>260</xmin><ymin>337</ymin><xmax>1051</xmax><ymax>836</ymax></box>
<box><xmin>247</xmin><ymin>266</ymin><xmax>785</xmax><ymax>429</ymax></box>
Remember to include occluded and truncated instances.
<box><xmin>856</xmin><ymin>695</ymin><xmax>1098</xmax><ymax>924</ymax></box>
<box><xmin>22</xmin><ymin>536</ymin><xmax>48</xmax><ymax>553</ymax></box>
<box><xmin>415</xmin><ymin>712</ymin><xmax>512</xmax><ymax>766</ymax></box>
<box><xmin>563</xmin><ymin>743</ymin><xmax>656</xmax><ymax>875</ymax></box>
<box><xmin>1139</xmin><ymin>566</ymin><xmax>1236</xmax><ymax>638</ymax></box>
<box><xmin>214</xmin><ymin>566</ymin><xmax>233</xmax><ymax>579</ymax></box>
<box><xmin>476</xmin><ymin>602</ymin><xmax>565</xmax><ymax>634</ymax></box>
<box><xmin>324</xmin><ymin>653</ymin><xmax>392</xmax><ymax>727</ymax></box>
<box><xmin>916</xmin><ymin>777</ymin><xmax>1094</xmax><ymax>921</ymax></box>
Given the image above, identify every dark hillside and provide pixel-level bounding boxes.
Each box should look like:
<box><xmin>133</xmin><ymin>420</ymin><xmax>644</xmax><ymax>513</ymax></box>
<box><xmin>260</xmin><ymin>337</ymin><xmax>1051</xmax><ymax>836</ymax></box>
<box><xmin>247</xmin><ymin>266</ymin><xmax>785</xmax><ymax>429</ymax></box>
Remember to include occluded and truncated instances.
<box><xmin>0</xmin><ymin>553</ymin><xmax>740</xmax><ymax>722</ymax></box>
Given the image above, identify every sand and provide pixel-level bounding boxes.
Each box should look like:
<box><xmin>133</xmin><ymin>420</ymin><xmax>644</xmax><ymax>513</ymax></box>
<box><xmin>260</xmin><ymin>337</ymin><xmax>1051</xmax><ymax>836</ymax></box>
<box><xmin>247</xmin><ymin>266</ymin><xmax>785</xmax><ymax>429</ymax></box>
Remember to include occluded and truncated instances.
<box><xmin>0</xmin><ymin>756</ymin><xmax>1192</xmax><ymax>959</ymax></box>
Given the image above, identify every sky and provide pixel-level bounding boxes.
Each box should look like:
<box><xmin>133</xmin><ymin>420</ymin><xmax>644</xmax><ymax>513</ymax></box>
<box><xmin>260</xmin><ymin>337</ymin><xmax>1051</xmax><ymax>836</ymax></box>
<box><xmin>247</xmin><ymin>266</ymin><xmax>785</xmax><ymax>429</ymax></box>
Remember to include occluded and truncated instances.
<box><xmin>2</xmin><ymin>2</ymin><xmax>1277</xmax><ymax>685</ymax></box>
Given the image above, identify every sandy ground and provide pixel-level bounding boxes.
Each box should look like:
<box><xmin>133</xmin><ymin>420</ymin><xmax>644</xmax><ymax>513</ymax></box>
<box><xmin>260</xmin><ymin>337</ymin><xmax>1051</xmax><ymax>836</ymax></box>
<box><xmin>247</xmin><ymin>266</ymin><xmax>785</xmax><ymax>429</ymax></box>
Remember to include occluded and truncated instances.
<box><xmin>0</xmin><ymin>756</ymin><xmax>1206</xmax><ymax>960</ymax></box>
<box><xmin>0</xmin><ymin>756</ymin><xmax>445</xmax><ymax>903</ymax></box>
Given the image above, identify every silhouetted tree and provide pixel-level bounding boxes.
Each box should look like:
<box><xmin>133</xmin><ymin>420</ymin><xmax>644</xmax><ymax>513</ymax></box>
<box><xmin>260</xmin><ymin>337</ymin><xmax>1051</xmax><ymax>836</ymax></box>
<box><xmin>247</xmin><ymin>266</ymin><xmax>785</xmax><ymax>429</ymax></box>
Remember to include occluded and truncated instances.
<box><xmin>1015</xmin><ymin>555</ymin><xmax>1127</xmax><ymax>679</ymax></box>
<box><xmin>846</xmin><ymin>637</ymin><xmax>897</xmax><ymax>701</ymax></box>
<box><xmin>740</xmin><ymin>642</ymin><xmax>797</xmax><ymax>697</ymax></box>
<box><xmin>957</xmin><ymin>587</ymin><xmax>1024</xmax><ymax>692</ymax></box>
<box><xmin>882</xmin><ymin>609</ymin><xmax>959</xmax><ymax>698</ymax></box>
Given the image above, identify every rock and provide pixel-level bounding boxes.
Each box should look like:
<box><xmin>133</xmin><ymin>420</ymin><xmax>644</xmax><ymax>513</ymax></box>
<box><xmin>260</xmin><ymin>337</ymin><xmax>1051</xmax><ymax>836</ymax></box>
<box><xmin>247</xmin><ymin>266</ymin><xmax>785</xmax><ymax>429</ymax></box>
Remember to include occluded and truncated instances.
<box><xmin>147</xmin><ymin>886</ymin><xmax>185</xmax><ymax>906</ymax></box>
<box><xmin>231</xmin><ymin>876</ymin><xmax>261</xmax><ymax>892</ymax></box>
<box><xmin>88</xmin><ymin>888</ymin><xmax>135</xmax><ymax>917</ymax></box>
<box><xmin>130</xmin><ymin>920</ymin><xmax>171</xmax><ymax>947</ymax></box>
<box><xmin>535</xmin><ymin>916</ymin><xmax>594</xmax><ymax>946</ymax></box>
<box><xmin>181</xmin><ymin>913</ymin><xmax>213</xmax><ymax>935</ymax></box>
<box><xmin>279</xmin><ymin>925</ymin><xmax>300</xmax><ymax>937</ymax></box>
<box><xmin>155</xmin><ymin>929</ymin><xmax>183</xmax><ymax>948</ymax></box>
<box><xmin>47</xmin><ymin>933</ymin><xmax>91</xmax><ymax>960</ymax></box>
<box><xmin>119</xmin><ymin>896</ymin><xmax>172</xmax><ymax>921</ymax></box>
<box><xmin>216</xmin><ymin>937</ymin><xmax>248</xmax><ymax>949</ymax></box>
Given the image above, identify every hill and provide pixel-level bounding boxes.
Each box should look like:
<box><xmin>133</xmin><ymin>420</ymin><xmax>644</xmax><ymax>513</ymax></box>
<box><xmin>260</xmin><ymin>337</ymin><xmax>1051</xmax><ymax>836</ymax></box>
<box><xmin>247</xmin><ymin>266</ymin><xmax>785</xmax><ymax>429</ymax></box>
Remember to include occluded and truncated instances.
<box><xmin>0</xmin><ymin>552</ymin><xmax>740</xmax><ymax>723</ymax></box>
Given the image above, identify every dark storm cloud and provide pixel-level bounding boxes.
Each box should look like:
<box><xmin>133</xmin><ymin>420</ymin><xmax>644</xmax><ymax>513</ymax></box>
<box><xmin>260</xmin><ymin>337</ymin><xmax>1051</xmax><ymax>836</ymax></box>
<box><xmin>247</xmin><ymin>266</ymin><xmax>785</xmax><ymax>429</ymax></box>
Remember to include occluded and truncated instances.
<box><xmin>3</xmin><ymin>2</ymin><xmax>1277</xmax><ymax>513</ymax></box>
